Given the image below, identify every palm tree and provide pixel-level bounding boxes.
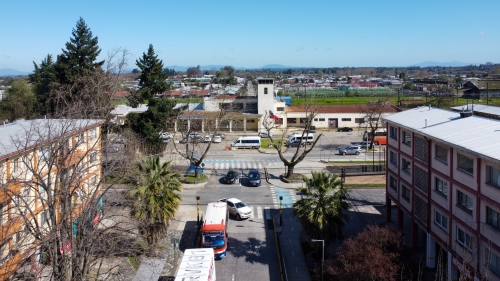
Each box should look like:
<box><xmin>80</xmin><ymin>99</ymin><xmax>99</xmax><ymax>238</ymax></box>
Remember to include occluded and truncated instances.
<box><xmin>293</xmin><ymin>171</ymin><xmax>350</xmax><ymax>246</ymax></box>
<box><xmin>129</xmin><ymin>156</ymin><xmax>182</xmax><ymax>256</ymax></box>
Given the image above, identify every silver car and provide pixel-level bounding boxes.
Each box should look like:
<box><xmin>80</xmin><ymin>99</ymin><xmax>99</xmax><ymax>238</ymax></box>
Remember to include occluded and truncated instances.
<box><xmin>339</xmin><ymin>145</ymin><xmax>362</xmax><ymax>155</ymax></box>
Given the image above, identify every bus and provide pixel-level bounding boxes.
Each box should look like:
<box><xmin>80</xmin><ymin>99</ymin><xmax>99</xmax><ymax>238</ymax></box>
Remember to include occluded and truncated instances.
<box><xmin>363</xmin><ymin>129</ymin><xmax>387</xmax><ymax>145</ymax></box>
<box><xmin>231</xmin><ymin>136</ymin><xmax>261</xmax><ymax>149</ymax></box>
<box><xmin>201</xmin><ymin>202</ymin><xmax>229</xmax><ymax>259</ymax></box>
<box><xmin>175</xmin><ymin>248</ymin><xmax>216</xmax><ymax>281</ymax></box>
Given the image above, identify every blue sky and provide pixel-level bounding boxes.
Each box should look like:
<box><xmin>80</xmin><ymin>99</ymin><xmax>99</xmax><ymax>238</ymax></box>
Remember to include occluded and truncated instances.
<box><xmin>1</xmin><ymin>0</ymin><xmax>499</xmax><ymax>72</ymax></box>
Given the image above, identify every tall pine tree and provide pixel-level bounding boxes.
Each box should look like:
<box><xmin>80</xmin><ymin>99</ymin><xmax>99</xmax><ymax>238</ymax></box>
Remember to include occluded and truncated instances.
<box><xmin>29</xmin><ymin>54</ymin><xmax>57</xmax><ymax>116</ymax></box>
<box><xmin>136</xmin><ymin>44</ymin><xmax>169</xmax><ymax>101</ymax></box>
<box><xmin>55</xmin><ymin>17</ymin><xmax>104</xmax><ymax>85</ymax></box>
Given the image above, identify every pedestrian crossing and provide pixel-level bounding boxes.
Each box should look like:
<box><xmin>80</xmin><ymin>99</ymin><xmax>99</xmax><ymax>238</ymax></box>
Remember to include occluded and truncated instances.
<box><xmin>270</xmin><ymin>186</ymin><xmax>297</xmax><ymax>208</ymax></box>
<box><xmin>203</xmin><ymin>159</ymin><xmax>282</xmax><ymax>170</ymax></box>
<box><xmin>247</xmin><ymin>206</ymin><xmax>271</xmax><ymax>219</ymax></box>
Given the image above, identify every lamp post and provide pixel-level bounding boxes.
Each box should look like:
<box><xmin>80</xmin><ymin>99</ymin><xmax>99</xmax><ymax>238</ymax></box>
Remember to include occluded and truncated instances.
<box><xmin>196</xmin><ymin>196</ymin><xmax>200</xmax><ymax>224</ymax></box>
<box><xmin>279</xmin><ymin>196</ymin><xmax>283</xmax><ymax>226</ymax></box>
<box><xmin>311</xmin><ymin>239</ymin><xmax>324</xmax><ymax>281</ymax></box>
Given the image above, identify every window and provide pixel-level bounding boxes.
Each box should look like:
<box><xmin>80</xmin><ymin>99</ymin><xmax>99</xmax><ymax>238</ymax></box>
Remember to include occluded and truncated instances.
<box><xmin>89</xmin><ymin>128</ymin><xmax>97</xmax><ymax>140</ymax></box>
<box><xmin>318</xmin><ymin>118</ymin><xmax>325</xmax><ymax>121</ymax></box>
<box><xmin>75</xmin><ymin>132</ymin><xmax>84</xmax><ymax>144</ymax></box>
<box><xmin>40</xmin><ymin>210</ymin><xmax>49</xmax><ymax>226</ymax></box>
<box><xmin>355</xmin><ymin>118</ymin><xmax>365</xmax><ymax>124</ymax></box>
<box><xmin>486</xmin><ymin>248</ymin><xmax>500</xmax><ymax>276</ymax></box>
<box><xmin>90</xmin><ymin>152</ymin><xmax>97</xmax><ymax>163</ymax></box>
<box><xmin>390</xmin><ymin>126</ymin><xmax>398</xmax><ymax>140</ymax></box>
<box><xmin>264</xmin><ymin>88</ymin><xmax>268</xmax><ymax>95</ymax></box>
<box><xmin>389</xmin><ymin>176</ymin><xmax>397</xmax><ymax>191</ymax></box>
<box><xmin>456</xmin><ymin>226</ymin><xmax>472</xmax><ymax>250</ymax></box>
<box><xmin>277</xmin><ymin>107</ymin><xmax>285</xmax><ymax>112</ymax></box>
<box><xmin>486</xmin><ymin>165</ymin><xmax>500</xmax><ymax>188</ymax></box>
<box><xmin>341</xmin><ymin>118</ymin><xmax>351</xmax><ymax>121</ymax></box>
<box><xmin>246</xmin><ymin>119</ymin><xmax>255</xmax><ymax>123</ymax></box>
<box><xmin>0</xmin><ymin>202</ymin><xmax>6</xmax><ymax>226</ymax></box>
<box><xmin>402</xmin><ymin>185</ymin><xmax>411</xmax><ymax>202</ymax></box>
<box><xmin>435</xmin><ymin>144</ymin><xmax>447</xmax><ymax>163</ymax></box>
<box><xmin>402</xmin><ymin>131</ymin><xmax>411</xmax><ymax>146</ymax></box>
<box><xmin>435</xmin><ymin>210</ymin><xmax>448</xmax><ymax>231</ymax></box>
<box><xmin>487</xmin><ymin>207</ymin><xmax>500</xmax><ymax>231</ymax></box>
<box><xmin>390</xmin><ymin>151</ymin><xmax>398</xmax><ymax>167</ymax></box>
<box><xmin>12</xmin><ymin>157</ymin><xmax>20</xmax><ymax>174</ymax></box>
<box><xmin>38</xmin><ymin>147</ymin><xmax>51</xmax><ymax>162</ymax></box>
<box><xmin>287</xmin><ymin>118</ymin><xmax>297</xmax><ymax>124</ymax></box>
<box><xmin>402</xmin><ymin>158</ymin><xmax>411</xmax><ymax>174</ymax></box>
<box><xmin>90</xmin><ymin>175</ymin><xmax>97</xmax><ymax>188</ymax></box>
<box><xmin>435</xmin><ymin>177</ymin><xmax>448</xmax><ymax>197</ymax></box>
<box><xmin>457</xmin><ymin>153</ymin><xmax>474</xmax><ymax>175</ymax></box>
<box><xmin>457</xmin><ymin>190</ymin><xmax>473</xmax><ymax>214</ymax></box>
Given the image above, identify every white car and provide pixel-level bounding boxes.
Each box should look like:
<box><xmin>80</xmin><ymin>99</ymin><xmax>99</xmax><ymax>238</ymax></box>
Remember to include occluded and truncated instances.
<box><xmin>204</xmin><ymin>135</ymin><xmax>212</xmax><ymax>143</ymax></box>
<box><xmin>218</xmin><ymin>198</ymin><xmax>252</xmax><ymax>220</ymax></box>
<box><xmin>159</xmin><ymin>132</ymin><xmax>173</xmax><ymax>143</ymax></box>
<box><xmin>212</xmin><ymin>135</ymin><xmax>222</xmax><ymax>143</ymax></box>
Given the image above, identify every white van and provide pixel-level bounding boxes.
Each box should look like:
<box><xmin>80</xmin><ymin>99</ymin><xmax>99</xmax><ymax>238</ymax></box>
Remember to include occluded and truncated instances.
<box><xmin>231</xmin><ymin>136</ymin><xmax>261</xmax><ymax>149</ymax></box>
<box><xmin>287</xmin><ymin>133</ymin><xmax>314</xmax><ymax>145</ymax></box>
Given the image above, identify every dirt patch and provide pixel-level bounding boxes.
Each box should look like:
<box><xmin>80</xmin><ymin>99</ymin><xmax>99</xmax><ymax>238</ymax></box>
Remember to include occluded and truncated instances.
<box><xmin>344</xmin><ymin>174</ymin><xmax>386</xmax><ymax>185</ymax></box>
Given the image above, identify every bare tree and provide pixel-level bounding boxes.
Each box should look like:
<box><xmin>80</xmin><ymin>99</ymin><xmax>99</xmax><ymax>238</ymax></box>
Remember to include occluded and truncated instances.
<box><xmin>261</xmin><ymin>104</ymin><xmax>322</xmax><ymax>179</ymax></box>
<box><xmin>172</xmin><ymin>99</ymin><xmax>232</xmax><ymax>178</ymax></box>
<box><xmin>427</xmin><ymin>83</ymin><xmax>455</xmax><ymax>108</ymax></box>
<box><xmin>358</xmin><ymin>99</ymin><xmax>392</xmax><ymax>150</ymax></box>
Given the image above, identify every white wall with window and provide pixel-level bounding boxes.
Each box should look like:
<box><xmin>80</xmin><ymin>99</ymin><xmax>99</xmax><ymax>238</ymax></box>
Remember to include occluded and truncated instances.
<box><xmin>430</xmin><ymin>206</ymin><xmax>449</xmax><ymax>243</ymax></box>
<box><xmin>431</xmin><ymin>174</ymin><xmax>449</xmax><ymax>208</ymax></box>
<box><xmin>481</xmin><ymin>204</ymin><xmax>500</xmax><ymax>249</ymax></box>
<box><xmin>454</xmin><ymin>150</ymin><xmax>477</xmax><ymax>191</ymax></box>
<box><xmin>399</xmin><ymin>184</ymin><xmax>412</xmax><ymax>210</ymax></box>
<box><xmin>388</xmin><ymin>150</ymin><xmax>398</xmax><ymax>174</ymax></box>
<box><xmin>399</xmin><ymin>156</ymin><xmax>412</xmax><ymax>184</ymax></box>
<box><xmin>481</xmin><ymin>162</ymin><xmax>500</xmax><ymax>202</ymax></box>
<box><xmin>431</xmin><ymin>142</ymin><xmax>449</xmax><ymax>176</ymax></box>
<box><xmin>388</xmin><ymin>125</ymin><xmax>398</xmax><ymax>147</ymax></box>
<box><xmin>481</xmin><ymin>244</ymin><xmax>500</xmax><ymax>280</ymax></box>
<box><xmin>455</xmin><ymin>225</ymin><xmax>473</xmax><ymax>252</ymax></box>
<box><xmin>400</xmin><ymin>130</ymin><xmax>412</xmax><ymax>156</ymax></box>
<box><xmin>454</xmin><ymin>188</ymin><xmax>474</xmax><ymax>219</ymax></box>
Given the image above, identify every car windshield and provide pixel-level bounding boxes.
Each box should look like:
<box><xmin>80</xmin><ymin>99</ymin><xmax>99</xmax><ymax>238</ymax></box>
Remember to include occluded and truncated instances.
<box><xmin>227</xmin><ymin>171</ymin><xmax>236</xmax><ymax>178</ymax></box>
<box><xmin>248</xmin><ymin>173</ymin><xmax>259</xmax><ymax>178</ymax></box>
<box><xmin>235</xmin><ymin>202</ymin><xmax>247</xmax><ymax>208</ymax></box>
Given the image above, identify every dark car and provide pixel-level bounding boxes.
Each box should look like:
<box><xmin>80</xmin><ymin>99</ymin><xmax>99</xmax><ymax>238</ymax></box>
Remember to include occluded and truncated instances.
<box><xmin>224</xmin><ymin>170</ymin><xmax>239</xmax><ymax>184</ymax></box>
<box><xmin>337</xmin><ymin>127</ymin><xmax>353</xmax><ymax>132</ymax></box>
<box><xmin>308</xmin><ymin>126</ymin><xmax>316</xmax><ymax>133</ymax></box>
<box><xmin>247</xmin><ymin>169</ymin><xmax>261</xmax><ymax>186</ymax></box>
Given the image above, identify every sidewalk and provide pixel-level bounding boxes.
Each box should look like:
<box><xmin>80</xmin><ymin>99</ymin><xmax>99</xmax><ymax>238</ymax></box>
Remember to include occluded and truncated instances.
<box><xmin>275</xmin><ymin>209</ymin><xmax>311</xmax><ymax>281</ymax></box>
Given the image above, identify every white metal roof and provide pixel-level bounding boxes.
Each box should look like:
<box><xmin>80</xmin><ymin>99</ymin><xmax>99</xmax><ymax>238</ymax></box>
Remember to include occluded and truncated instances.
<box><xmin>0</xmin><ymin>119</ymin><xmax>103</xmax><ymax>158</ymax></box>
<box><xmin>382</xmin><ymin>106</ymin><xmax>500</xmax><ymax>164</ymax></box>
<box><xmin>450</xmin><ymin>104</ymin><xmax>500</xmax><ymax>117</ymax></box>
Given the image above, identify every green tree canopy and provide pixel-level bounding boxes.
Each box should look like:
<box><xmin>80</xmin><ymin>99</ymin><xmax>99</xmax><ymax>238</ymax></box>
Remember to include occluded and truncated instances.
<box><xmin>293</xmin><ymin>171</ymin><xmax>350</xmax><ymax>245</ymax></box>
<box><xmin>29</xmin><ymin>54</ymin><xmax>57</xmax><ymax>115</ymax></box>
<box><xmin>0</xmin><ymin>80</ymin><xmax>36</xmax><ymax>121</ymax></box>
<box><xmin>136</xmin><ymin>44</ymin><xmax>169</xmax><ymax>101</ymax></box>
<box><xmin>129</xmin><ymin>157</ymin><xmax>182</xmax><ymax>256</ymax></box>
<box><xmin>55</xmin><ymin>17</ymin><xmax>104</xmax><ymax>85</ymax></box>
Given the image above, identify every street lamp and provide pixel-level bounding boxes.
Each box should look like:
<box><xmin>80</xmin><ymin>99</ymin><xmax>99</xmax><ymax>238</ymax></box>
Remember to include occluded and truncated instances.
<box><xmin>311</xmin><ymin>239</ymin><xmax>324</xmax><ymax>281</ymax></box>
<box><xmin>196</xmin><ymin>196</ymin><xmax>200</xmax><ymax>224</ymax></box>
<box><xmin>279</xmin><ymin>196</ymin><xmax>283</xmax><ymax>226</ymax></box>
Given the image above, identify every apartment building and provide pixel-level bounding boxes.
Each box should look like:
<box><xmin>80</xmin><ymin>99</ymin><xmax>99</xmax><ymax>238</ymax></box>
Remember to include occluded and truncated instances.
<box><xmin>0</xmin><ymin>118</ymin><xmax>104</xmax><ymax>280</ymax></box>
<box><xmin>383</xmin><ymin>106</ymin><xmax>500</xmax><ymax>280</ymax></box>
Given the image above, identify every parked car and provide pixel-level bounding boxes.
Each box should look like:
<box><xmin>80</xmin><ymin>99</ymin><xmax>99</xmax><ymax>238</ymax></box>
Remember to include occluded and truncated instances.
<box><xmin>212</xmin><ymin>135</ymin><xmax>222</xmax><ymax>143</ymax></box>
<box><xmin>218</xmin><ymin>198</ymin><xmax>252</xmax><ymax>220</ymax></box>
<box><xmin>258</xmin><ymin>132</ymin><xmax>271</xmax><ymax>138</ymax></box>
<box><xmin>247</xmin><ymin>169</ymin><xmax>261</xmax><ymax>186</ymax></box>
<box><xmin>204</xmin><ymin>136</ymin><xmax>212</xmax><ymax>143</ymax></box>
<box><xmin>159</xmin><ymin>132</ymin><xmax>173</xmax><ymax>143</ymax></box>
<box><xmin>308</xmin><ymin>126</ymin><xmax>316</xmax><ymax>133</ymax></box>
<box><xmin>214</xmin><ymin>133</ymin><xmax>225</xmax><ymax>139</ymax></box>
<box><xmin>224</xmin><ymin>170</ymin><xmax>239</xmax><ymax>184</ymax></box>
<box><xmin>339</xmin><ymin>145</ymin><xmax>362</xmax><ymax>155</ymax></box>
<box><xmin>337</xmin><ymin>127</ymin><xmax>353</xmax><ymax>132</ymax></box>
<box><xmin>286</xmin><ymin>140</ymin><xmax>305</xmax><ymax>147</ymax></box>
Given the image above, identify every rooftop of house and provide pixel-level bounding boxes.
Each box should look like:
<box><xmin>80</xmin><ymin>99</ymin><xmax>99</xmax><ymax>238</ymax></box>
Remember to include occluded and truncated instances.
<box><xmin>450</xmin><ymin>104</ymin><xmax>500</xmax><ymax>117</ymax></box>
<box><xmin>0</xmin><ymin>119</ymin><xmax>104</xmax><ymax>159</ymax></box>
<box><xmin>382</xmin><ymin>106</ymin><xmax>500</xmax><ymax>164</ymax></box>
<box><xmin>111</xmin><ymin>104</ymin><xmax>149</xmax><ymax>116</ymax></box>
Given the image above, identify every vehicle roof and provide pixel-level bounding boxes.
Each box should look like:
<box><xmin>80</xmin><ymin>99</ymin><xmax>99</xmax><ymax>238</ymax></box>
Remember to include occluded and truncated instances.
<box><xmin>225</xmin><ymin>198</ymin><xmax>242</xmax><ymax>203</ymax></box>
<box><xmin>249</xmin><ymin>169</ymin><xmax>259</xmax><ymax>173</ymax></box>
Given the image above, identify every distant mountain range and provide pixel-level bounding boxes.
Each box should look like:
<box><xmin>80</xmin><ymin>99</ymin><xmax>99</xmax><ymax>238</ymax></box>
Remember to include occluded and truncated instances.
<box><xmin>0</xmin><ymin>61</ymin><xmax>480</xmax><ymax>76</ymax></box>
<box><xmin>0</xmin><ymin>68</ymin><xmax>30</xmax><ymax>76</ymax></box>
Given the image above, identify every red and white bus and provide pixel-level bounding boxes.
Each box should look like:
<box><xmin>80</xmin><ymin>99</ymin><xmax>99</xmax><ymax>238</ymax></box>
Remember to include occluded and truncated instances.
<box><xmin>363</xmin><ymin>129</ymin><xmax>387</xmax><ymax>145</ymax></box>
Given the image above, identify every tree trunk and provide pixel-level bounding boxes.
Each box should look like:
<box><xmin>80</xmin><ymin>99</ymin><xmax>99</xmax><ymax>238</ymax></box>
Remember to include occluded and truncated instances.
<box><xmin>286</xmin><ymin>164</ymin><xmax>295</xmax><ymax>178</ymax></box>
<box><xmin>195</xmin><ymin>167</ymin><xmax>200</xmax><ymax>178</ymax></box>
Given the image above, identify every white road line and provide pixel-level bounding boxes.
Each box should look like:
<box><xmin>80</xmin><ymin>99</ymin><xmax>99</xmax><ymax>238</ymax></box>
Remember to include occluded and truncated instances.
<box><xmin>256</xmin><ymin>206</ymin><xmax>262</xmax><ymax>218</ymax></box>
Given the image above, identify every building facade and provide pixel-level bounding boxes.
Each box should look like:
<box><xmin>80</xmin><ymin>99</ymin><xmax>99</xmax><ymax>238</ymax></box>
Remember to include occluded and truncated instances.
<box><xmin>383</xmin><ymin>106</ymin><xmax>500</xmax><ymax>280</ymax></box>
<box><xmin>0</xmin><ymin>119</ymin><xmax>104</xmax><ymax>280</ymax></box>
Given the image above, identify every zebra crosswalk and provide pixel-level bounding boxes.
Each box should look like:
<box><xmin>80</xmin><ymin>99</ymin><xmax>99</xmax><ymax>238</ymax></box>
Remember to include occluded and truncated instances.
<box><xmin>270</xmin><ymin>186</ymin><xmax>297</xmax><ymax>208</ymax></box>
<box><xmin>203</xmin><ymin>159</ymin><xmax>282</xmax><ymax>170</ymax></box>
<box><xmin>247</xmin><ymin>206</ymin><xmax>272</xmax><ymax>219</ymax></box>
